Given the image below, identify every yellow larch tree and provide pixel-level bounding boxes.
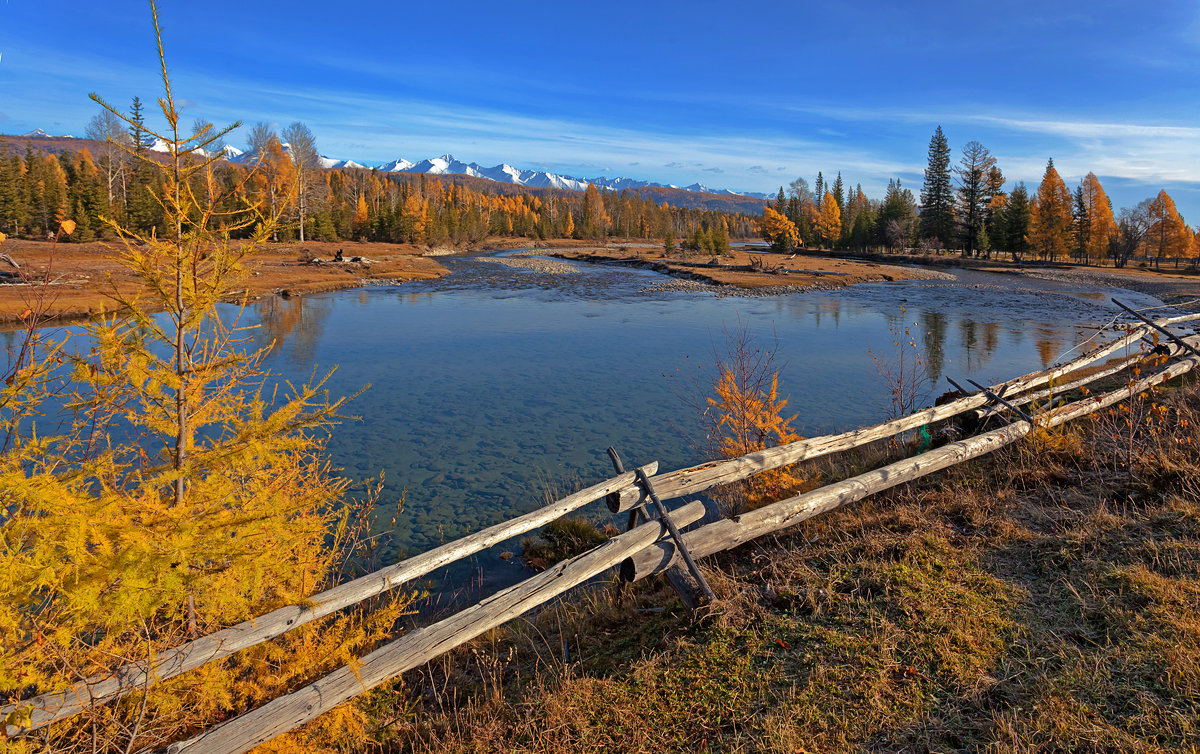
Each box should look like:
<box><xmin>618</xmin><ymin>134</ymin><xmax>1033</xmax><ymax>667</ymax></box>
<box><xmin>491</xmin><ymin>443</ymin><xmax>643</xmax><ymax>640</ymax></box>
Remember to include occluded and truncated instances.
<box><xmin>352</xmin><ymin>193</ymin><xmax>370</xmax><ymax>238</ymax></box>
<box><xmin>1</xmin><ymin>5</ymin><xmax>406</xmax><ymax>751</ymax></box>
<box><xmin>759</xmin><ymin>205</ymin><xmax>800</xmax><ymax>251</ymax></box>
<box><xmin>1145</xmin><ymin>189</ymin><xmax>1191</xmax><ymax>267</ymax></box>
<box><xmin>705</xmin><ymin>328</ymin><xmax>809</xmax><ymax>514</ymax></box>
<box><xmin>401</xmin><ymin>190</ymin><xmax>427</xmax><ymax>243</ymax></box>
<box><xmin>1029</xmin><ymin>158</ymin><xmax>1073</xmax><ymax>260</ymax></box>
<box><xmin>816</xmin><ymin>192</ymin><xmax>842</xmax><ymax>248</ymax></box>
<box><xmin>1080</xmin><ymin>172</ymin><xmax>1116</xmax><ymax>263</ymax></box>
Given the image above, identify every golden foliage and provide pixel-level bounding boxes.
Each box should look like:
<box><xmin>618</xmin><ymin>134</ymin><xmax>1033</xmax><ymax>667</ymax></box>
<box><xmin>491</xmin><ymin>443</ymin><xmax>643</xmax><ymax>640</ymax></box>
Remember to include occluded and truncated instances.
<box><xmin>1079</xmin><ymin>172</ymin><xmax>1115</xmax><ymax>262</ymax></box>
<box><xmin>815</xmin><ymin>192</ymin><xmax>842</xmax><ymax>247</ymax></box>
<box><xmin>1</xmin><ymin>6</ymin><xmax>407</xmax><ymax>751</ymax></box>
<box><xmin>704</xmin><ymin>328</ymin><xmax>809</xmax><ymax>514</ymax></box>
<box><xmin>1146</xmin><ymin>189</ymin><xmax>1191</xmax><ymax>260</ymax></box>
<box><xmin>1030</xmin><ymin>159</ymin><xmax>1072</xmax><ymax>260</ymax></box>
<box><xmin>758</xmin><ymin>206</ymin><xmax>799</xmax><ymax>250</ymax></box>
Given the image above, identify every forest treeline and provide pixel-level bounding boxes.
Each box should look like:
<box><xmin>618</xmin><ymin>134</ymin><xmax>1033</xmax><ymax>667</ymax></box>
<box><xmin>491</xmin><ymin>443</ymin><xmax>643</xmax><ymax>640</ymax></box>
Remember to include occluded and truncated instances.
<box><xmin>760</xmin><ymin>125</ymin><xmax>1199</xmax><ymax>266</ymax></box>
<box><xmin>0</xmin><ymin>112</ymin><xmax>757</xmax><ymax>249</ymax></box>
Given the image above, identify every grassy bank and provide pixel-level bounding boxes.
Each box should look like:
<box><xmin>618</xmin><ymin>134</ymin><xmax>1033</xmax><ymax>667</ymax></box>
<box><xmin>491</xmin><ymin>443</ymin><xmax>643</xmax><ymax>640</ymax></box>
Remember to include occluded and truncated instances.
<box><xmin>352</xmin><ymin>379</ymin><xmax>1200</xmax><ymax>752</ymax></box>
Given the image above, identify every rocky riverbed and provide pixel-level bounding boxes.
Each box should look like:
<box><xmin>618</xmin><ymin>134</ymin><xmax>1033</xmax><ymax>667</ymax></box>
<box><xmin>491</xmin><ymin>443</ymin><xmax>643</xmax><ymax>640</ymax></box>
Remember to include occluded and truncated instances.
<box><xmin>479</xmin><ymin>256</ymin><xmax>582</xmax><ymax>274</ymax></box>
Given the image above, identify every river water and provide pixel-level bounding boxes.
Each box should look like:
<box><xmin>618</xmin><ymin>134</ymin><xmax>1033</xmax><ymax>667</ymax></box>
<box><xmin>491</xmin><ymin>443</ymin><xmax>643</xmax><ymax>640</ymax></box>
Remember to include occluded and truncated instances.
<box><xmin>230</xmin><ymin>251</ymin><xmax>1172</xmax><ymax>594</ymax></box>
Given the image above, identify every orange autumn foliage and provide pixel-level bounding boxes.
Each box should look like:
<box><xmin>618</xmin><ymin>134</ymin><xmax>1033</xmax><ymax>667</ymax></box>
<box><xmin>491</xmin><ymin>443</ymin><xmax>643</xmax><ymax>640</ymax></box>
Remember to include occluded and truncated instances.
<box><xmin>705</xmin><ymin>328</ymin><xmax>810</xmax><ymax>513</ymax></box>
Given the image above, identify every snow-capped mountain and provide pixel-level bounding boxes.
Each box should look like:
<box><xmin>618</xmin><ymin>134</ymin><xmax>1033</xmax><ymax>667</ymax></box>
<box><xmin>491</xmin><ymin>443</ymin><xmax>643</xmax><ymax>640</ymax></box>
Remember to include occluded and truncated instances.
<box><xmin>377</xmin><ymin>157</ymin><xmax>415</xmax><ymax>172</ymax></box>
<box><xmin>318</xmin><ymin>155</ymin><xmax>365</xmax><ymax>169</ymax></box>
<box><xmin>373</xmin><ymin>154</ymin><xmax>771</xmax><ymax>198</ymax></box>
<box><xmin>18</xmin><ymin>123</ymin><xmax>771</xmax><ymax>200</ymax></box>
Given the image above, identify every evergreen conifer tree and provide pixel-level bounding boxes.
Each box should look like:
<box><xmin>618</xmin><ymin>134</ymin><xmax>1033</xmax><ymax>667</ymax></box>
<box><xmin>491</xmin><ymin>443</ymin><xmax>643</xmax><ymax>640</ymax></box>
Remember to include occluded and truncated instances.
<box><xmin>1002</xmin><ymin>182</ymin><xmax>1032</xmax><ymax>260</ymax></box>
<box><xmin>955</xmin><ymin>141</ymin><xmax>996</xmax><ymax>258</ymax></box>
<box><xmin>919</xmin><ymin>126</ymin><xmax>954</xmax><ymax>247</ymax></box>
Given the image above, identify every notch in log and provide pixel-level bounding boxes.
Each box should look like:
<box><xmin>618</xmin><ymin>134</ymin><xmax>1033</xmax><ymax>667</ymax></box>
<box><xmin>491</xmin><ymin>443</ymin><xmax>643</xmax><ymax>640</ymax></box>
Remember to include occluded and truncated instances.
<box><xmin>607</xmin><ymin>447</ymin><xmax>712</xmax><ymax>612</ymax></box>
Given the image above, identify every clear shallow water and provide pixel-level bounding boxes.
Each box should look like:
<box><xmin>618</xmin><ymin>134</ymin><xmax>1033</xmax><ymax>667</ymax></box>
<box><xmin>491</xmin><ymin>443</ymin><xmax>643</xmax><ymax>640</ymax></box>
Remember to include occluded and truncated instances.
<box><xmin>244</xmin><ymin>252</ymin><xmax>1169</xmax><ymax>592</ymax></box>
<box><xmin>4</xmin><ymin>252</ymin><xmax>1174</xmax><ymax>596</ymax></box>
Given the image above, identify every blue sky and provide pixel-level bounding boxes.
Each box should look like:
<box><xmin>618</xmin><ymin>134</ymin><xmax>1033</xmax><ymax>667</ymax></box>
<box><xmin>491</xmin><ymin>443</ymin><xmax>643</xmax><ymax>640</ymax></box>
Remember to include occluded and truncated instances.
<box><xmin>1</xmin><ymin>0</ymin><xmax>1197</xmax><ymax>218</ymax></box>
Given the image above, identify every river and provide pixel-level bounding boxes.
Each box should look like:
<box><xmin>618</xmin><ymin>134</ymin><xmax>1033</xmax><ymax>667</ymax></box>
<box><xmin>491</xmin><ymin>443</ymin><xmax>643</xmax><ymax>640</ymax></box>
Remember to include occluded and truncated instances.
<box><xmin>232</xmin><ymin>250</ymin><xmax>1172</xmax><ymax>595</ymax></box>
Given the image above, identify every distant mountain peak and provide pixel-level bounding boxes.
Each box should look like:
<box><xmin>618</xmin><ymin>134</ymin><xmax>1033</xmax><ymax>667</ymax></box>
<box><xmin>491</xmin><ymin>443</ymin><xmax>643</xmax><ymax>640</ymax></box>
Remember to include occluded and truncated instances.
<box><xmin>18</xmin><ymin>124</ymin><xmax>771</xmax><ymax>202</ymax></box>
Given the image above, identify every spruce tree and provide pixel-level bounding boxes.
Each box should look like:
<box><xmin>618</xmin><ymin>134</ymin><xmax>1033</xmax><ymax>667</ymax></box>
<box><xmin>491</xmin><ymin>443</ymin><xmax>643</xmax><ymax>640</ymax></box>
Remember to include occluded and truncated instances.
<box><xmin>954</xmin><ymin>140</ymin><xmax>995</xmax><ymax>257</ymax></box>
<box><xmin>128</xmin><ymin>96</ymin><xmax>148</xmax><ymax>153</ymax></box>
<box><xmin>1002</xmin><ymin>182</ymin><xmax>1032</xmax><ymax>260</ymax></box>
<box><xmin>831</xmin><ymin>171</ymin><xmax>845</xmax><ymax>214</ymax></box>
<box><xmin>1072</xmin><ymin>184</ymin><xmax>1089</xmax><ymax>262</ymax></box>
<box><xmin>919</xmin><ymin>126</ymin><xmax>954</xmax><ymax>248</ymax></box>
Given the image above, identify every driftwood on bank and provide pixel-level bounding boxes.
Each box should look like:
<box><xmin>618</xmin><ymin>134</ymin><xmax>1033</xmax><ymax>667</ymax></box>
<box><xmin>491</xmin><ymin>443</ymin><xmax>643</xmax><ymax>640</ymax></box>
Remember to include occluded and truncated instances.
<box><xmin>1</xmin><ymin>463</ymin><xmax>658</xmax><ymax>736</ymax></box>
<box><xmin>610</xmin><ymin>313</ymin><xmax>1200</xmax><ymax>512</ymax></box>
<box><xmin>163</xmin><ymin>500</ymin><xmax>708</xmax><ymax>754</ymax></box>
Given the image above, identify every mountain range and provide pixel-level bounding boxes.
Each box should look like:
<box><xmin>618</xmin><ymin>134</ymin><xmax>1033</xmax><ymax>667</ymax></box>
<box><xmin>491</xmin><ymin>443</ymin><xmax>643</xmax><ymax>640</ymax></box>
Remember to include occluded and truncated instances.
<box><xmin>20</xmin><ymin>128</ymin><xmax>773</xmax><ymax>204</ymax></box>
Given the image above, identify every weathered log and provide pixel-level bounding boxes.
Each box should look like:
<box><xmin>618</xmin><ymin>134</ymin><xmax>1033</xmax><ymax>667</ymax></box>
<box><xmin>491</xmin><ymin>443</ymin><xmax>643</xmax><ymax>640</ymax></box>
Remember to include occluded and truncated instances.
<box><xmin>623</xmin><ymin>426</ymin><xmax>1031</xmax><ymax>580</ymax></box>
<box><xmin>163</xmin><ymin>500</ymin><xmax>707</xmax><ymax>754</ymax></box>
<box><xmin>624</xmin><ymin>352</ymin><xmax>1200</xmax><ymax>582</ymax></box>
<box><xmin>610</xmin><ymin>313</ymin><xmax>1200</xmax><ymax>512</ymax></box>
<box><xmin>2</xmin><ymin>463</ymin><xmax>658</xmax><ymax>736</ymax></box>
<box><xmin>975</xmin><ymin>332</ymin><xmax>1200</xmax><ymax>423</ymax></box>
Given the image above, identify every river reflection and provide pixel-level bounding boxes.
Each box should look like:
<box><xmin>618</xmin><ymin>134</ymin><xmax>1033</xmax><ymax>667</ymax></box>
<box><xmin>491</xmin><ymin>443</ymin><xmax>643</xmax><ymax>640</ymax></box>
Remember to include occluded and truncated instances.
<box><xmin>253</xmin><ymin>294</ymin><xmax>334</xmax><ymax>366</ymax></box>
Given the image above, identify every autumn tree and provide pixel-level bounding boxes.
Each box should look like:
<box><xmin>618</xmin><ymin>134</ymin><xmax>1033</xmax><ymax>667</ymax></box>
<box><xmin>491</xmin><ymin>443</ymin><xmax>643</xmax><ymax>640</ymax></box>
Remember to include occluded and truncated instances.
<box><xmin>815</xmin><ymin>192</ymin><xmax>842</xmax><ymax>247</ymax></box>
<box><xmin>1029</xmin><ymin>158</ymin><xmax>1072</xmax><ymax>260</ymax></box>
<box><xmin>282</xmin><ymin>121</ymin><xmax>322</xmax><ymax>242</ymax></box>
<box><xmin>1</xmin><ymin>7</ymin><xmax>402</xmax><ymax>749</ymax></box>
<box><xmin>1111</xmin><ymin>199</ymin><xmax>1152</xmax><ymax>268</ymax></box>
<box><xmin>919</xmin><ymin>125</ymin><xmax>955</xmax><ymax>248</ymax></box>
<box><xmin>704</xmin><ymin>327</ymin><xmax>808</xmax><ymax>515</ymax></box>
<box><xmin>581</xmin><ymin>183</ymin><xmax>607</xmax><ymax>239</ymax></box>
<box><xmin>786</xmin><ymin>176</ymin><xmax>814</xmax><ymax>243</ymax></box>
<box><xmin>1145</xmin><ymin>189</ymin><xmax>1191</xmax><ymax>268</ymax></box>
<box><xmin>245</xmin><ymin>123</ymin><xmax>294</xmax><ymax>241</ymax></box>
<box><xmin>353</xmin><ymin>193</ymin><xmax>370</xmax><ymax>239</ymax></box>
<box><xmin>1077</xmin><ymin>172</ymin><xmax>1116</xmax><ymax>264</ymax></box>
<box><xmin>955</xmin><ymin>140</ymin><xmax>996</xmax><ymax>257</ymax></box>
<box><xmin>85</xmin><ymin>110</ymin><xmax>129</xmax><ymax>213</ymax></box>
<box><xmin>759</xmin><ymin>205</ymin><xmax>800</xmax><ymax>251</ymax></box>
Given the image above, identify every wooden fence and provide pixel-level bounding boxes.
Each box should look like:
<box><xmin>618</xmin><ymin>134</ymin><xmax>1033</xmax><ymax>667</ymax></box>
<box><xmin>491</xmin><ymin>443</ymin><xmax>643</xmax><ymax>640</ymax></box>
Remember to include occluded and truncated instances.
<box><xmin>4</xmin><ymin>306</ymin><xmax>1200</xmax><ymax>753</ymax></box>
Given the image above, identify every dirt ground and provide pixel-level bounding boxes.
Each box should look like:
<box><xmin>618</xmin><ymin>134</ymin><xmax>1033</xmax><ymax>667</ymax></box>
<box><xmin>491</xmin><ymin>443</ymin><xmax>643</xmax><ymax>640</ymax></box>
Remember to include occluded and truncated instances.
<box><xmin>552</xmin><ymin>246</ymin><xmax>946</xmax><ymax>291</ymax></box>
<box><xmin>0</xmin><ymin>238</ymin><xmax>449</xmax><ymax>323</ymax></box>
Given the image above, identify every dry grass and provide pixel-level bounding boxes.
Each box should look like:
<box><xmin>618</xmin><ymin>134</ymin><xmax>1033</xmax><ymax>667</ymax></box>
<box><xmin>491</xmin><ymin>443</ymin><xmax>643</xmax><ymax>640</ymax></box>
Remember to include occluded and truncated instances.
<box><xmin>347</xmin><ymin>380</ymin><xmax>1200</xmax><ymax>753</ymax></box>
